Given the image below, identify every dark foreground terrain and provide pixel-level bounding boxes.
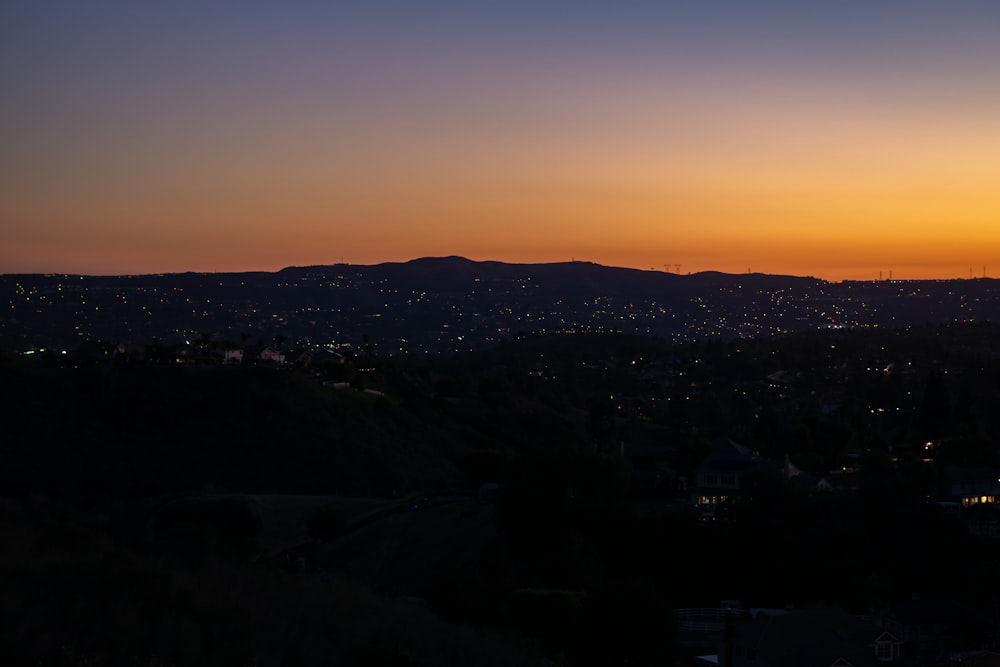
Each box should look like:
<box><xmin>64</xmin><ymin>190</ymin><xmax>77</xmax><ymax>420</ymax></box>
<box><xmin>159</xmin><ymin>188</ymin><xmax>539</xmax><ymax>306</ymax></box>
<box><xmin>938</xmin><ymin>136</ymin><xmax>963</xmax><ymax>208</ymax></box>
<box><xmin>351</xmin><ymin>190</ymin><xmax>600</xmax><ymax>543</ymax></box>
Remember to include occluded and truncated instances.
<box><xmin>3</xmin><ymin>324</ymin><xmax>1000</xmax><ymax>664</ymax></box>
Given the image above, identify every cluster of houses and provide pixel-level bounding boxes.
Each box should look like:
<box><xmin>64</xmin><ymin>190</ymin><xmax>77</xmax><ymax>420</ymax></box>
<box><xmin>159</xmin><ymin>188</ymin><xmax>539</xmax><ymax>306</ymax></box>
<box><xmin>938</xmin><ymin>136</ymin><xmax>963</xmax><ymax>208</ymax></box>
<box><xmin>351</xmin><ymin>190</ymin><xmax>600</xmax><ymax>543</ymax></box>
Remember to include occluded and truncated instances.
<box><xmin>179</xmin><ymin>343</ymin><xmax>349</xmax><ymax>368</ymax></box>
<box><xmin>66</xmin><ymin>339</ymin><xmax>350</xmax><ymax>370</ymax></box>
<box><xmin>622</xmin><ymin>435</ymin><xmax>1000</xmax><ymax>527</ymax></box>
<box><xmin>713</xmin><ymin>609</ymin><xmax>903</xmax><ymax>667</ymax></box>
<box><xmin>630</xmin><ymin>438</ymin><xmax>1000</xmax><ymax>665</ymax></box>
<box><xmin>679</xmin><ymin>603</ymin><xmax>1000</xmax><ymax>667</ymax></box>
<box><xmin>685</xmin><ymin>438</ymin><xmax>835</xmax><ymax>513</ymax></box>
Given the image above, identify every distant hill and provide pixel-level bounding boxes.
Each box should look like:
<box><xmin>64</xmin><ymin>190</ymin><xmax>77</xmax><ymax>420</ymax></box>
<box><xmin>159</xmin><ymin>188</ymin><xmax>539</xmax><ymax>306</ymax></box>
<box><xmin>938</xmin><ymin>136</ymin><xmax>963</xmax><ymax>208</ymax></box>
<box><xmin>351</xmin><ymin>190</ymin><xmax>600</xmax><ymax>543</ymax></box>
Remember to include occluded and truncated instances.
<box><xmin>2</xmin><ymin>257</ymin><xmax>998</xmax><ymax>353</ymax></box>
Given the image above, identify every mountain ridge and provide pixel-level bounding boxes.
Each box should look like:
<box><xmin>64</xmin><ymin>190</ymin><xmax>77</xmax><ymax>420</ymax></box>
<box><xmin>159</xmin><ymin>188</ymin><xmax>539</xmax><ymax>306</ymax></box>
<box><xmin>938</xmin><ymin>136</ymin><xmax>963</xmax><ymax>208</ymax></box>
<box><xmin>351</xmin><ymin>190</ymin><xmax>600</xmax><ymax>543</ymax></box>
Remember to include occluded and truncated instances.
<box><xmin>6</xmin><ymin>255</ymin><xmax>818</xmax><ymax>282</ymax></box>
<box><xmin>3</xmin><ymin>257</ymin><xmax>999</xmax><ymax>354</ymax></box>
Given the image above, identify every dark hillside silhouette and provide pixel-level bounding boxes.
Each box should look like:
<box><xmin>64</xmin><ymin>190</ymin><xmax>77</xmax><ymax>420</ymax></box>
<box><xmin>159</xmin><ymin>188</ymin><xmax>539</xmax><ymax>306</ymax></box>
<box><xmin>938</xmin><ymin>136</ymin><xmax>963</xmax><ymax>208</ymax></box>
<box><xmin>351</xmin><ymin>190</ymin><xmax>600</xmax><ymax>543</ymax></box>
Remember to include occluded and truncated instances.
<box><xmin>5</xmin><ymin>257</ymin><xmax>1000</xmax><ymax>355</ymax></box>
<box><xmin>4</xmin><ymin>322</ymin><xmax>1000</xmax><ymax>663</ymax></box>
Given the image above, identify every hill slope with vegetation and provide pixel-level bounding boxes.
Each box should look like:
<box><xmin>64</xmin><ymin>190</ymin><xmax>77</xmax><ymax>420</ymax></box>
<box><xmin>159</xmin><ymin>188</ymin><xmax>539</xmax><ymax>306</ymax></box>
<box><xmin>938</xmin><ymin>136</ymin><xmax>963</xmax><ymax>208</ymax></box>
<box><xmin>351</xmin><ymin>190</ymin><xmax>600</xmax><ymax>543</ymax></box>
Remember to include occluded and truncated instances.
<box><xmin>4</xmin><ymin>323</ymin><xmax>1000</xmax><ymax>664</ymax></box>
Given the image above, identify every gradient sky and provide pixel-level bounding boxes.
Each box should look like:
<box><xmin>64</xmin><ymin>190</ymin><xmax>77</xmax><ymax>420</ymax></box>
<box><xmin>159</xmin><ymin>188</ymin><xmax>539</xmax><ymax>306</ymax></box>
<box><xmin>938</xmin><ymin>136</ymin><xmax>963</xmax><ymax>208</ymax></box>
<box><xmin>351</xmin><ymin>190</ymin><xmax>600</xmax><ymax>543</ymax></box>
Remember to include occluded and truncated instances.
<box><xmin>3</xmin><ymin>1</ymin><xmax>999</xmax><ymax>280</ymax></box>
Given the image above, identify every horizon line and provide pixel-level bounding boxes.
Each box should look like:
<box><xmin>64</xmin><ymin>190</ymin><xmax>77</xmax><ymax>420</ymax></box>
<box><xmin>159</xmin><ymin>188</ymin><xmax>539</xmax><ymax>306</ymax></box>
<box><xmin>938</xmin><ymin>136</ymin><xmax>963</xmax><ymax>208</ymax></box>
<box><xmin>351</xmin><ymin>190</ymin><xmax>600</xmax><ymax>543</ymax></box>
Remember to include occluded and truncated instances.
<box><xmin>1</xmin><ymin>255</ymin><xmax>991</xmax><ymax>283</ymax></box>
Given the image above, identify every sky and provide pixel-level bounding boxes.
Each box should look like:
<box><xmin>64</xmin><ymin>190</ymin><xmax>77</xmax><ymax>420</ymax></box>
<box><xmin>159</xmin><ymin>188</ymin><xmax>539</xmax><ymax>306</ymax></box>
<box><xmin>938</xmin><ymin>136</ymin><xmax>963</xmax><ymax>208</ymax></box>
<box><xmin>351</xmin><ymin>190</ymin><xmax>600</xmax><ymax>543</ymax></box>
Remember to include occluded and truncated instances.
<box><xmin>3</xmin><ymin>1</ymin><xmax>1000</xmax><ymax>280</ymax></box>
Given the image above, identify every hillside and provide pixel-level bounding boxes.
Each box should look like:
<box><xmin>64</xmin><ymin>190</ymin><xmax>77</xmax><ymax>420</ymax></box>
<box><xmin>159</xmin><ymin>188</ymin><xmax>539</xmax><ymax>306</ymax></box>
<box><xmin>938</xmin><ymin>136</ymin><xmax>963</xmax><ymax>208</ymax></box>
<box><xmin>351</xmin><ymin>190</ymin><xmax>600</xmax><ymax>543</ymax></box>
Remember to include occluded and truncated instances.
<box><xmin>5</xmin><ymin>323</ymin><xmax>1000</xmax><ymax>664</ymax></box>
<box><xmin>6</xmin><ymin>256</ymin><xmax>999</xmax><ymax>355</ymax></box>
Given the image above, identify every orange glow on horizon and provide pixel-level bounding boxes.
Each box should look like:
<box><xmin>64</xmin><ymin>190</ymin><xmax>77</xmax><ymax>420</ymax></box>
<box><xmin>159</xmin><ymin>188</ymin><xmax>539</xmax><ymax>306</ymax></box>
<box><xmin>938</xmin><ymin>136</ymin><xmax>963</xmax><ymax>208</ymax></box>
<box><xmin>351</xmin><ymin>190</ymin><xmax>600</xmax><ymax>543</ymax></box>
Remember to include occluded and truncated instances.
<box><xmin>3</xmin><ymin>3</ymin><xmax>999</xmax><ymax>282</ymax></box>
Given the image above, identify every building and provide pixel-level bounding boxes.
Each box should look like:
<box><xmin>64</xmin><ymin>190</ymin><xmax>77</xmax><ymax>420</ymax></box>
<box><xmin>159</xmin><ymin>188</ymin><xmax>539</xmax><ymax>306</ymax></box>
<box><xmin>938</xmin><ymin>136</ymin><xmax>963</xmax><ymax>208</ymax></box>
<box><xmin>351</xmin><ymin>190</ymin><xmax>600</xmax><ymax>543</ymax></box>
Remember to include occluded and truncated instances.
<box><xmin>718</xmin><ymin>610</ymin><xmax>902</xmax><ymax>667</ymax></box>
<box><xmin>692</xmin><ymin>438</ymin><xmax>761</xmax><ymax>511</ymax></box>
<box><xmin>942</xmin><ymin>467</ymin><xmax>1000</xmax><ymax>507</ymax></box>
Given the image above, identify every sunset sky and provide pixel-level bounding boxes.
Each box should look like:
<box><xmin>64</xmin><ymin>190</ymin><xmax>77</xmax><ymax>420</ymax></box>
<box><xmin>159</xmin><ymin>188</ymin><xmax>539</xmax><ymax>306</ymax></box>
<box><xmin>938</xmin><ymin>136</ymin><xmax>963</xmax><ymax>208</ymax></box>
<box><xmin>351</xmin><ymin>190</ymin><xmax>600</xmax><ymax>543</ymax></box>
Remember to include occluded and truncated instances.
<box><xmin>3</xmin><ymin>1</ymin><xmax>999</xmax><ymax>280</ymax></box>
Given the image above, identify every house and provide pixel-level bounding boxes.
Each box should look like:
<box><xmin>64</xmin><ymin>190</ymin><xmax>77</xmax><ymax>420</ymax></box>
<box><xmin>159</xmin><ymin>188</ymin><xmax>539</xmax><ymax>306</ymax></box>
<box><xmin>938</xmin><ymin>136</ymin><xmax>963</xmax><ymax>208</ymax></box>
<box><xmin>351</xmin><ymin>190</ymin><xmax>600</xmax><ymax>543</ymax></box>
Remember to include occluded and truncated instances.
<box><xmin>256</xmin><ymin>346</ymin><xmax>285</xmax><ymax>364</ymax></box>
<box><xmin>692</xmin><ymin>438</ymin><xmax>761</xmax><ymax>510</ymax></box>
<box><xmin>720</xmin><ymin>610</ymin><xmax>902</xmax><ymax>667</ymax></box>
<box><xmin>785</xmin><ymin>456</ymin><xmax>835</xmax><ymax>495</ymax></box>
<box><xmin>222</xmin><ymin>348</ymin><xmax>243</xmax><ymax>364</ymax></box>
<box><xmin>691</xmin><ymin>439</ymin><xmax>838</xmax><ymax>517</ymax></box>
<box><xmin>293</xmin><ymin>347</ymin><xmax>345</xmax><ymax>371</ymax></box>
<box><xmin>941</xmin><ymin>467</ymin><xmax>1000</xmax><ymax>507</ymax></box>
<box><xmin>876</xmin><ymin>600</ymin><xmax>980</xmax><ymax>664</ymax></box>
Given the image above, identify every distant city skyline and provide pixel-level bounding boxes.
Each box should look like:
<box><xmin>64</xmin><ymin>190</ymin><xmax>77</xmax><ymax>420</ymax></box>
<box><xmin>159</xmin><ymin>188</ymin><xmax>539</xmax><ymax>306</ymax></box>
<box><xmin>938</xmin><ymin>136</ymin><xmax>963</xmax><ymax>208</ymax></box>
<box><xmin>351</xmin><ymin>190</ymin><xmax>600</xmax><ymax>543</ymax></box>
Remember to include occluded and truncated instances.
<box><xmin>3</xmin><ymin>1</ymin><xmax>999</xmax><ymax>281</ymax></box>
